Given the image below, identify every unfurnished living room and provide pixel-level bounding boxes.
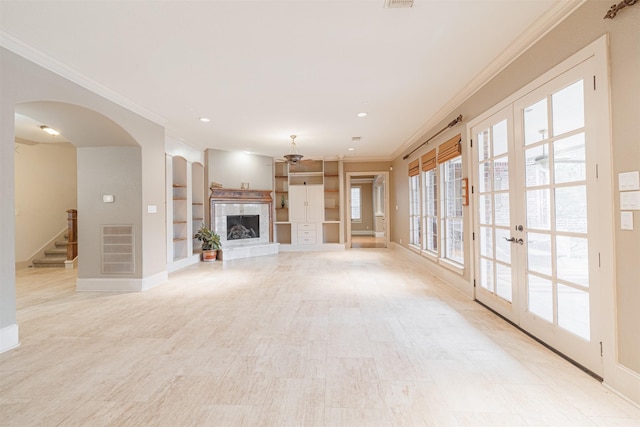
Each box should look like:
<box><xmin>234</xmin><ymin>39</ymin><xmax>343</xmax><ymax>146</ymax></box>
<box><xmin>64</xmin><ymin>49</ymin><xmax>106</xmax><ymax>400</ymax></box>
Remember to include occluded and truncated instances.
<box><xmin>1</xmin><ymin>1</ymin><xmax>639</xmax><ymax>426</ymax></box>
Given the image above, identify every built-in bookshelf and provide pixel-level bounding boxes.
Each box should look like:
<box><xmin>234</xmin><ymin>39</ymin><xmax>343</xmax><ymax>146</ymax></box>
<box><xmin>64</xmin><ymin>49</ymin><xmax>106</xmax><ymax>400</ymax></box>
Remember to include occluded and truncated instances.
<box><xmin>273</xmin><ymin>159</ymin><xmax>343</xmax><ymax>248</ymax></box>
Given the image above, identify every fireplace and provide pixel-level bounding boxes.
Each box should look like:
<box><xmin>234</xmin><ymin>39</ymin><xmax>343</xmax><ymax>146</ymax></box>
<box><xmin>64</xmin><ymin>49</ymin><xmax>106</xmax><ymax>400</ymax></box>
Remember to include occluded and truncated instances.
<box><xmin>209</xmin><ymin>188</ymin><xmax>274</xmax><ymax>250</ymax></box>
<box><xmin>226</xmin><ymin>215</ymin><xmax>260</xmax><ymax>240</ymax></box>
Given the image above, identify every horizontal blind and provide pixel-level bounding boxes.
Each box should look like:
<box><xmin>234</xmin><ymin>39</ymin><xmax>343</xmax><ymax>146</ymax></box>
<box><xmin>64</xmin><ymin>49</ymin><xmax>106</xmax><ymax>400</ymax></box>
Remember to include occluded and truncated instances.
<box><xmin>437</xmin><ymin>134</ymin><xmax>462</xmax><ymax>163</ymax></box>
<box><xmin>408</xmin><ymin>159</ymin><xmax>420</xmax><ymax>177</ymax></box>
<box><xmin>421</xmin><ymin>149</ymin><xmax>437</xmax><ymax>171</ymax></box>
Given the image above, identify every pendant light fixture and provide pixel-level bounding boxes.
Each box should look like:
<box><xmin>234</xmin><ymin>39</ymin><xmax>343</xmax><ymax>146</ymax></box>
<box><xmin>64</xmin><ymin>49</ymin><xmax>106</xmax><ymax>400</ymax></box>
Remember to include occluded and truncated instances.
<box><xmin>284</xmin><ymin>134</ymin><xmax>303</xmax><ymax>165</ymax></box>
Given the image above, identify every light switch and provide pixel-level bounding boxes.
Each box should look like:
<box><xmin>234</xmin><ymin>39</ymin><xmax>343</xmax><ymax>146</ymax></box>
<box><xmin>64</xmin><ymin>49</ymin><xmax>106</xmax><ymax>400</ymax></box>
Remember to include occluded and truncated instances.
<box><xmin>103</xmin><ymin>194</ymin><xmax>114</xmax><ymax>203</ymax></box>
<box><xmin>147</xmin><ymin>205</ymin><xmax>157</xmax><ymax>214</ymax></box>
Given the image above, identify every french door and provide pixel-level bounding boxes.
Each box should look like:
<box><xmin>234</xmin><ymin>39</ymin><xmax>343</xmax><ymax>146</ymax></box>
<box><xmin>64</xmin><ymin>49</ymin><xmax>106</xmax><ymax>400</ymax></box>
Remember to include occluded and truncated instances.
<box><xmin>472</xmin><ymin>58</ymin><xmax>603</xmax><ymax>374</ymax></box>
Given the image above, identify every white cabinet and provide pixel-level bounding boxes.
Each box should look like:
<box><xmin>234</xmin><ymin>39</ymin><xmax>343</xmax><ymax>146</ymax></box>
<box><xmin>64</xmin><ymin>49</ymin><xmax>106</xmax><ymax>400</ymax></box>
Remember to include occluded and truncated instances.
<box><xmin>290</xmin><ymin>185</ymin><xmax>323</xmax><ymax>245</ymax></box>
<box><xmin>296</xmin><ymin>223</ymin><xmax>317</xmax><ymax>245</ymax></box>
<box><xmin>289</xmin><ymin>185</ymin><xmax>324</xmax><ymax>222</ymax></box>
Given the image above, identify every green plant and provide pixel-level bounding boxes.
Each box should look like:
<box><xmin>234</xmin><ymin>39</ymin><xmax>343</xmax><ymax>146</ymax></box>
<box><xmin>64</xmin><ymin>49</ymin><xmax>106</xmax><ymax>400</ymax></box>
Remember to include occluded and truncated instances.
<box><xmin>194</xmin><ymin>224</ymin><xmax>221</xmax><ymax>250</ymax></box>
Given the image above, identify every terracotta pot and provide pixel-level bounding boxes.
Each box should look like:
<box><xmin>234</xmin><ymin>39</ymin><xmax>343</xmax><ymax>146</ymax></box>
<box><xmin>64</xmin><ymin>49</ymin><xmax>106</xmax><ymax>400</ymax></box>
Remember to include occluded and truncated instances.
<box><xmin>202</xmin><ymin>250</ymin><xmax>218</xmax><ymax>262</ymax></box>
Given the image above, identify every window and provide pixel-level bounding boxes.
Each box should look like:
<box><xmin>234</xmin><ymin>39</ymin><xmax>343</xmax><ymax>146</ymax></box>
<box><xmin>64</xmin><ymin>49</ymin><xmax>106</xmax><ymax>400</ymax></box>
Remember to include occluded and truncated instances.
<box><xmin>421</xmin><ymin>148</ymin><xmax>438</xmax><ymax>254</ymax></box>
<box><xmin>409</xmin><ymin>174</ymin><xmax>421</xmax><ymax>247</ymax></box>
<box><xmin>423</xmin><ymin>169</ymin><xmax>438</xmax><ymax>253</ymax></box>
<box><xmin>409</xmin><ymin>134</ymin><xmax>464</xmax><ymax>269</ymax></box>
<box><xmin>442</xmin><ymin>156</ymin><xmax>464</xmax><ymax>264</ymax></box>
<box><xmin>350</xmin><ymin>186</ymin><xmax>361</xmax><ymax>221</ymax></box>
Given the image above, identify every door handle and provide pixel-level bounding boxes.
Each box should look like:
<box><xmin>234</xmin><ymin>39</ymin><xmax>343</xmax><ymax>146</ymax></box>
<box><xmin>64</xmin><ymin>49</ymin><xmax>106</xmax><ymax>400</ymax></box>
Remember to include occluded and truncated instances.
<box><xmin>504</xmin><ymin>237</ymin><xmax>524</xmax><ymax>245</ymax></box>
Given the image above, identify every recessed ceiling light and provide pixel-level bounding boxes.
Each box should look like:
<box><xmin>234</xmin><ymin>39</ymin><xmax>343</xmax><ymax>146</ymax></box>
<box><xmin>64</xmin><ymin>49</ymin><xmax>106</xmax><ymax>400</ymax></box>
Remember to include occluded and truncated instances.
<box><xmin>40</xmin><ymin>125</ymin><xmax>60</xmax><ymax>136</ymax></box>
<box><xmin>348</xmin><ymin>148</ymin><xmax>355</xmax><ymax>151</ymax></box>
<box><xmin>357</xmin><ymin>112</ymin><xmax>367</xmax><ymax>118</ymax></box>
<box><xmin>199</xmin><ymin>117</ymin><xmax>211</xmax><ymax>123</ymax></box>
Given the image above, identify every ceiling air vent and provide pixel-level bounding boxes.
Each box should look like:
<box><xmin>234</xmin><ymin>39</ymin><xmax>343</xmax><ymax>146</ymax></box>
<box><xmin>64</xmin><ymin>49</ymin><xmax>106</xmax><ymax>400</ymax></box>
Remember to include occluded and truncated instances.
<box><xmin>385</xmin><ymin>0</ymin><xmax>413</xmax><ymax>8</ymax></box>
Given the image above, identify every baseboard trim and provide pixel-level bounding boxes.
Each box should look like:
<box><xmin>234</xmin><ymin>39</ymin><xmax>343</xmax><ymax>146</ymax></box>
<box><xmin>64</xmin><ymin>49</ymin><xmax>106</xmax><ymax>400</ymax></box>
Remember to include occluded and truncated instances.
<box><xmin>0</xmin><ymin>324</ymin><xmax>20</xmax><ymax>354</ymax></box>
<box><xmin>351</xmin><ymin>231</ymin><xmax>375</xmax><ymax>236</ymax></box>
<box><xmin>77</xmin><ymin>270</ymin><xmax>168</xmax><ymax>292</ymax></box>
<box><xmin>603</xmin><ymin>364</ymin><xmax>640</xmax><ymax>408</ymax></box>
<box><xmin>389</xmin><ymin>241</ymin><xmax>472</xmax><ymax>299</ymax></box>
<box><xmin>141</xmin><ymin>270</ymin><xmax>169</xmax><ymax>291</ymax></box>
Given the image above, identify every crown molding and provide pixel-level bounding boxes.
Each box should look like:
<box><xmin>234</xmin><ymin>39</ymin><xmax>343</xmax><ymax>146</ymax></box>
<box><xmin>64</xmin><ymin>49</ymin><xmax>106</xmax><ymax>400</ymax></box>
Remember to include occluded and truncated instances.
<box><xmin>1</xmin><ymin>29</ymin><xmax>167</xmax><ymax>127</ymax></box>
<box><xmin>390</xmin><ymin>0</ymin><xmax>587</xmax><ymax>161</ymax></box>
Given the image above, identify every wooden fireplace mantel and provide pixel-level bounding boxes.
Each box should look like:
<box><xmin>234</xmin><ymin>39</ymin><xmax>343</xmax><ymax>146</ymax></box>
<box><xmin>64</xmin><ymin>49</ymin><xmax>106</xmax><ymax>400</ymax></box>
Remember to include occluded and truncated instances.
<box><xmin>209</xmin><ymin>188</ymin><xmax>273</xmax><ymax>203</ymax></box>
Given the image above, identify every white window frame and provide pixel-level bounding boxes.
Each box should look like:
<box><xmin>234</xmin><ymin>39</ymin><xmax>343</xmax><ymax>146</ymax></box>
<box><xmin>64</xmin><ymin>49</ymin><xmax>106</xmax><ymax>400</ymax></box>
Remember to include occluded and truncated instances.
<box><xmin>350</xmin><ymin>186</ymin><xmax>362</xmax><ymax>222</ymax></box>
<box><xmin>422</xmin><ymin>168</ymin><xmax>438</xmax><ymax>255</ymax></box>
<box><xmin>441</xmin><ymin>156</ymin><xmax>464</xmax><ymax>266</ymax></box>
<box><xmin>409</xmin><ymin>174</ymin><xmax>421</xmax><ymax>248</ymax></box>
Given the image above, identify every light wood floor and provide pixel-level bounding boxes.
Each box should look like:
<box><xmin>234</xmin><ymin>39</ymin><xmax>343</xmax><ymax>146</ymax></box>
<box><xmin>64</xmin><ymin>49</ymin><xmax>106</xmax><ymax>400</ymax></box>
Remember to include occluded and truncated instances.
<box><xmin>351</xmin><ymin>235</ymin><xmax>386</xmax><ymax>248</ymax></box>
<box><xmin>2</xmin><ymin>249</ymin><xmax>639</xmax><ymax>426</ymax></box>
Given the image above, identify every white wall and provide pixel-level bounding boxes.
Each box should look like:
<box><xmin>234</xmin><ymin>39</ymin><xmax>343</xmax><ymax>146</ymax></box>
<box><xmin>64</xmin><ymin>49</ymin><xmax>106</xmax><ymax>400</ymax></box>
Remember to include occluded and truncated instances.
<box><xmin>14</xmin><ymin>141</ymin><xmax>77</xmax><ymax>264</ymax></box>
<box><xmin>205</xmin><ymin>149</ymin><xmax>273</xmax><ymax>191</ymax></box>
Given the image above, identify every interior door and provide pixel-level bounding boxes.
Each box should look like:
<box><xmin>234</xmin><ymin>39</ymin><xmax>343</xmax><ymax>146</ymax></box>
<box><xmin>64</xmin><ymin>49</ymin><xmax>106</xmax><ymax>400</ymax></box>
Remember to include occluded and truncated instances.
<box><xmin>472</xmin><ymin>58</ymin><xmax>603</xmax><ymax>375</ymax></box>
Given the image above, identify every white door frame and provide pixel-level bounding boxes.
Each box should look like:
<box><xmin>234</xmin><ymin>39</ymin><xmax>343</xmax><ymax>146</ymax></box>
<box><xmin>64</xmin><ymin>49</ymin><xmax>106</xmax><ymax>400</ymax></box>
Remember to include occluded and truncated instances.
<box><xmin>346</xmin><ymin>171</ymin><xmax>390</xmax><ymax>248</ymax></box>
<box><xmin>467</xmin><ymin>35</ymin><xmax>615</xmax><ymax>378</ymax></box>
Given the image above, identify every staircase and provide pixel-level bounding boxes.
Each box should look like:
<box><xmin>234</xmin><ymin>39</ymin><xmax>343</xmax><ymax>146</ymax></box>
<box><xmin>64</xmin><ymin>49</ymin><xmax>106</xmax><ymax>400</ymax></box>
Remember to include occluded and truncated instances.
<box><xmin>32</xmin><ymin>209</ymin><xmax>78</xmax><ymax>269</ymax></box>
<box><xmin>32</xmin><ymin>236</ymin><xmax>69</xmax><ymax>268</ymax></box>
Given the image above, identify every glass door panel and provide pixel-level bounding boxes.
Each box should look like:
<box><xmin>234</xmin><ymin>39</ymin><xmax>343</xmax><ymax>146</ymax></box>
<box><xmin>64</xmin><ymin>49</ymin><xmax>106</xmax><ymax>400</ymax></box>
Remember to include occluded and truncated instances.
<box><xmin>515</xmin><ymin>59</ymin><xmax>601</xmax><ymax>374</ymax></box>
<box><xmin>473</xmin><ymin>58</ymin><xmax>602</xmax><ymax>375</ymax></box>
<box><xmin>472</xmin><ymin>107</ymin><xmax>518</xmax><ymax>317</ymax></box>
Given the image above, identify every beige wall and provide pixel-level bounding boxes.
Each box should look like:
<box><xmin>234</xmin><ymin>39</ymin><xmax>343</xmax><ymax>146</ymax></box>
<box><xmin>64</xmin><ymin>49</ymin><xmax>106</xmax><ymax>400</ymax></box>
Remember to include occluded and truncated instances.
<box><xmin>391</xmin><ymin>1</ymin><xmax>640</xmax><ymax>379</ymax></box>
<box><xmin>77</xmin><ymin>147</ymin><xmax>142</xmax><ymax>278</ymax></box>
<box><xmin>14</xmin><ymin>142</ymin><xmax>77</xmax><ymax>264</ymax></box>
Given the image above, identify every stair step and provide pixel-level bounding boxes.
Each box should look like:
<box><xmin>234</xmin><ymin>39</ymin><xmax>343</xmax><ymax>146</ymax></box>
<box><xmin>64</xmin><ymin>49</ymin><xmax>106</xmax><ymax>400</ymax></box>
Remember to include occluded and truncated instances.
<box><xmin>55</xmin><ymin>240</ymin><xmax>69</xmax><ymax>248</ymax></box>
<box><xmin>33</xmin><ymin>257</ymin><xmax>66</xmax><ymax>268</ymax></box>
<box><xmin>45</xmin><ymin>248</ymin><xmax>67</xmax><ymax>255</ymax></box>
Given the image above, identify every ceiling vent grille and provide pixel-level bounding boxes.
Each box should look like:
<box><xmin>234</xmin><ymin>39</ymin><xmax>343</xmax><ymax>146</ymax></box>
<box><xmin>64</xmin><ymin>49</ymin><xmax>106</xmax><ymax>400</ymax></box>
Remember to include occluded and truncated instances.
<box><xmin>102</xmin><ymin>225</ymin><xmax>134</xmax><ymax>274</ymax></box>
<box><xmin>385</xmin><ymin>0</ymin><xmax>413</xmax><ymax>8</ymax></box>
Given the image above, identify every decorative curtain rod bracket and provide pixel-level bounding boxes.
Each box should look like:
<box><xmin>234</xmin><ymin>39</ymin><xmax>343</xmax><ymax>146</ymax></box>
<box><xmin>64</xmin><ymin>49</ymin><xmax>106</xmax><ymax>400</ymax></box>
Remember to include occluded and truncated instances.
<box><xmin>604</xmin><ymin>0</ymin><xmax>637</xmax><ymax>19</ymax></box>
<box><xmin>402</xmin><ymin>114</ymin><xmax>463</xmax><ymax>161</ymax></box>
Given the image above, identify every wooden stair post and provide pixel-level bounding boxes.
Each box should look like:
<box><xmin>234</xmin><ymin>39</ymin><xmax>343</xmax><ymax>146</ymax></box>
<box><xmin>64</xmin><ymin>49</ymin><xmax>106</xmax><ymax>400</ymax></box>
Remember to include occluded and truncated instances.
<box><xmin>66</xmin><ymin>209</ymin><xmax>77</xmax><ymax>261</ymax></box>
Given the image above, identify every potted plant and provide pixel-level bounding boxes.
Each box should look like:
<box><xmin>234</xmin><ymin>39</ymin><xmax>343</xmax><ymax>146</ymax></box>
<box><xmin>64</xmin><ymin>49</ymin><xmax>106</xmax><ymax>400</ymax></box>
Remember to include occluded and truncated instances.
<box><xmin>194</xmin><ymin>224</ymin><xmax>221</xmax><ymax>262</ymax></box>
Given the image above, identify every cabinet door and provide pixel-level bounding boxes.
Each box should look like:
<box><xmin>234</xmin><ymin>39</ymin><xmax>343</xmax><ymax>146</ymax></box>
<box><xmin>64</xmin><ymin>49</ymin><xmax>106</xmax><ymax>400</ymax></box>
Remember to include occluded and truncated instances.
<box><xmin>306</xmin><ymin>185</ymin><xmax>324</xmax><ymax>222</ymax></box>
<box><xmin>289</xmin><ymin>186</ymin><xmax>307</xmax><ymax>222</ymax></box>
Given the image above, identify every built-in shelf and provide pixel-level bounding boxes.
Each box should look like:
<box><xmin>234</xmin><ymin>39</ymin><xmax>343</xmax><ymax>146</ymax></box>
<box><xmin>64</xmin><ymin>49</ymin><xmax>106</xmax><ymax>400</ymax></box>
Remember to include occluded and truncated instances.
<box><xmin>274</xmin><ymin>159</ymin><xmax>343</xmax><ymax>246</ymax></box>
<box><xmin>173</xmin><ymin>237</ymin><xmax>187</xmax><ymax>242</ymax></box>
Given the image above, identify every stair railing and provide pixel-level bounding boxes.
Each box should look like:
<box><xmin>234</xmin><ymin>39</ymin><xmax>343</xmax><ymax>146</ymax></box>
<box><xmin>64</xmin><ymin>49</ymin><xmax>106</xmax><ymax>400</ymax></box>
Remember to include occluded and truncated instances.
<box><xmin>66</xmin><ymin>209</ymin><xmax>78</xmax><ymax>261</ymax></box>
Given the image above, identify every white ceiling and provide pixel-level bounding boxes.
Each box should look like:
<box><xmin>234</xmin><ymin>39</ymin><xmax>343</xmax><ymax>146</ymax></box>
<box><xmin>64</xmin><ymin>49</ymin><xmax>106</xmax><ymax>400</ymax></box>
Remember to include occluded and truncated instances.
<box><xmin>1</xmin><ymin>1</ymin><xmax>574</xmax><ymax>160</ymax></box>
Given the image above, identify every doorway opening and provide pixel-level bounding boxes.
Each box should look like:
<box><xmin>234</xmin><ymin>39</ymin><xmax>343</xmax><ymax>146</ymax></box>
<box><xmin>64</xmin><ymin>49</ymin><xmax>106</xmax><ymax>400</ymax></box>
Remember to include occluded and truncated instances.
<box><xmin>346</xmin><ymin>172</ymin><xmax>390</xmax><ymax>249</ymax></box>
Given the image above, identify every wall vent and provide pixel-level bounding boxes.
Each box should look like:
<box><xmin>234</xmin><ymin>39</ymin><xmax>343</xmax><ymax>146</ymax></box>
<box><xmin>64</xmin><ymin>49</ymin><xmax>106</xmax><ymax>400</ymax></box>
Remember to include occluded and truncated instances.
<box><xmin>385</xmin><ymin>0</ymin><xmax>413</xmax><ymax>8</ymax></box>
<box><xmin>101</xmin><ymin>225</ymin><xmax>134</xmax><ymax>274</ymax></box>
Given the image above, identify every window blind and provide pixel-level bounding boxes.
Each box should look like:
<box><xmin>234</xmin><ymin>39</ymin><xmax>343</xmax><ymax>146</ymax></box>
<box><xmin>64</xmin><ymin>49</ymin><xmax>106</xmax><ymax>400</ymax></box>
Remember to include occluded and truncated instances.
<box><xmin>437</xmin><ymin>134</ymin><xmax>462</xmax><ymax>163</ymax></box>
<box><xmin>408</xmin><ymin>159</ymin><xmax>420</xmax><ymax>177</ymax></box>
<box><xmin>421</xmin><ymin>149</ymin><xmax>437</xmax><ymax>172</ymax></box>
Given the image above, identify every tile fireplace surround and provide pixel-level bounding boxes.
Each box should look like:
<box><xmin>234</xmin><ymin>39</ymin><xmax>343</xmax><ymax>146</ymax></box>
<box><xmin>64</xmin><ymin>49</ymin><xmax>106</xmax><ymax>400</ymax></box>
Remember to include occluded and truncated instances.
<box><xmin>210</xmin><ymin>188</ymin><xmax>278</xmax><ymax>260</ymax></box>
